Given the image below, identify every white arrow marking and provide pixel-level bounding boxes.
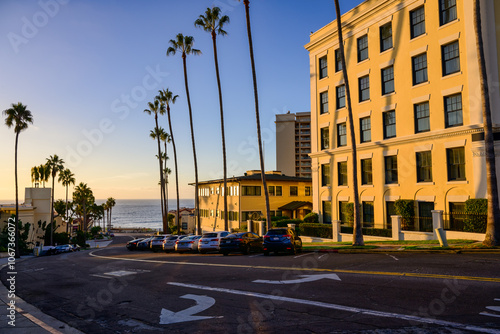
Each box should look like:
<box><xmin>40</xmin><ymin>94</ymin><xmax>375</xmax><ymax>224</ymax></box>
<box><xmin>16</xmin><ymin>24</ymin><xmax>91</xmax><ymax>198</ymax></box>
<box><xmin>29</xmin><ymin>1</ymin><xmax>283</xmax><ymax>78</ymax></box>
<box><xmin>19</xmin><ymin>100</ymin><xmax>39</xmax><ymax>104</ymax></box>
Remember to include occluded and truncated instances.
<box><xmin>486</xmin><ymin>306</ymin><xmax>500</xmax><ymax>312</ymax></box>
<box><xmin>159</xmin><ymin>294</ymin><xmax>222</xmax><ymax>325</ymax></box>
<box><xmin>253</xmin><ymin>273</ymin><xmax>341</xmax><ymax>284</ymax></box>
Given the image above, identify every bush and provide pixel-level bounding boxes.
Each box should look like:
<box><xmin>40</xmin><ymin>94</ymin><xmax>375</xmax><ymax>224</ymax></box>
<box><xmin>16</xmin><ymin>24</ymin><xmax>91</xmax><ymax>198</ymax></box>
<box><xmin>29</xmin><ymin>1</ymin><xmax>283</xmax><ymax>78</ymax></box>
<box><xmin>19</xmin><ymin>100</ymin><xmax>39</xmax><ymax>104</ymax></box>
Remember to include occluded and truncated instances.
<box><xmin>303</xmin><ymin>212</ymin><xmax>319</xmax><ymax>224</ymax></box>
<box><xmin>271</xmin><ymin>219</ymin><xmax>302</xmax><ymax>228</ymax></box>
<box><xmin>299</xmin><ymin>223</ymin><xmax>332</xmax><ymax>238</ymax></box>
<box><xmin>464</xmin><ymin>199</ymin><xmax>487</xmax><ymax>233</ymax></box>
<box><xmin>394</xmin><ymin>200</ymin><xmax>415</xmax><ymax>228</ymax></box>
<box><xmin>340</xmin><ymin>226</ymin><xmax>392</xmax><ymax>238</ymax></box>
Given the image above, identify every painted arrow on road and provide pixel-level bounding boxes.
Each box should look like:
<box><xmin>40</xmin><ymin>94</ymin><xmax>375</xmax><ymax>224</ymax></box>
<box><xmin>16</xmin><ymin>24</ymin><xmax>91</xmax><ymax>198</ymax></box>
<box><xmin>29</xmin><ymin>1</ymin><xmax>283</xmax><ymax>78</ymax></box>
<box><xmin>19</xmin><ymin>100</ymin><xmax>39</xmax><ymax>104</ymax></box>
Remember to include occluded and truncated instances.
<box><xmin>253</xmin><ymin>273</ymin><xmax>341</xmax><ymax>284</ymax></box>
<box><xmin>160</xmin><ymin>294</ymin><xmax>222</xmax><ymax>325</ymax></box>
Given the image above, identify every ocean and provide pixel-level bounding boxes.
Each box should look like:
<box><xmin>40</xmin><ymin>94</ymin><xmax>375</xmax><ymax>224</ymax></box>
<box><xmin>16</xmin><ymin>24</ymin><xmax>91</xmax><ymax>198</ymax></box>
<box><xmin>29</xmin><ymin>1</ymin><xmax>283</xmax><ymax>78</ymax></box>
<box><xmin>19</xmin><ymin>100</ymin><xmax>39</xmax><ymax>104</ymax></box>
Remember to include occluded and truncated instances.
<box><xmin>97</xmin><ymin>199</ymin><xmax>195</xmax><ymax>229</ymax></box>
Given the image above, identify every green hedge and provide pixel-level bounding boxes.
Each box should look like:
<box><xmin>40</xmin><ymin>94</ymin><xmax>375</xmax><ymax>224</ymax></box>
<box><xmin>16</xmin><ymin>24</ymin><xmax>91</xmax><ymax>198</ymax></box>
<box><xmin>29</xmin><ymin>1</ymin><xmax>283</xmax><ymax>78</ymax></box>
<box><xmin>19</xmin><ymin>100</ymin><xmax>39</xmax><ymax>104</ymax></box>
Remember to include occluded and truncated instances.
<box><xmin>395</xmin><ymin>199</ymin><xmax>415</xmax><ymax>228</ymax></box>
<box><xmin>303</xmin><ymin>212</ymin><xmax>319</xmax><ymax>224</ymax></box>
<box><xmin>464</xmin><ymin>199</ymin><xmax>487</xmax><ymax>233</ymax></box>
<box><xmin>271</xmin><ymin>219</ymin><xmax>303</xmax><ymax>228</ymax></box>
<box><xmin>299</xmin><ymin>223</ymin><xmax>332</xmax><ymax>238</ymax></box>
<box><xmin>341</xmin><ymin>226</ymin><xmax>392</xmax><ymax>238</ymax></box>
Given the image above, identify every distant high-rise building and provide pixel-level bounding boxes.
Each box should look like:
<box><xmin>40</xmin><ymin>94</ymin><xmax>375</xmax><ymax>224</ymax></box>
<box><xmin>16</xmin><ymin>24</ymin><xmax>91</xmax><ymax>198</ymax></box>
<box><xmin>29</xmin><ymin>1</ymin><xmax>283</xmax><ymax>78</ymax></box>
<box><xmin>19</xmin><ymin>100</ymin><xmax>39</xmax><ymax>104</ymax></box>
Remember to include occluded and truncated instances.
<box><xmin>275</xmin><ymin>111</ymin><xmax>312</xmax><ymax>178</ymax></box>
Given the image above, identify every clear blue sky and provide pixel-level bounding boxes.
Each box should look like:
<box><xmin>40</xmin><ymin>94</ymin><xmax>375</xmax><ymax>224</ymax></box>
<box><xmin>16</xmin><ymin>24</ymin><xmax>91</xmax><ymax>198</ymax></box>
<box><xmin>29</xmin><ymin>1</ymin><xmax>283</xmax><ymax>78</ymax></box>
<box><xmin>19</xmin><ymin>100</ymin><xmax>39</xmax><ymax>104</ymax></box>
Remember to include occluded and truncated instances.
<box><xmin>0</xmin><ymin>0</ymin><xmax>364</xmax><ymax>201</ymax></box>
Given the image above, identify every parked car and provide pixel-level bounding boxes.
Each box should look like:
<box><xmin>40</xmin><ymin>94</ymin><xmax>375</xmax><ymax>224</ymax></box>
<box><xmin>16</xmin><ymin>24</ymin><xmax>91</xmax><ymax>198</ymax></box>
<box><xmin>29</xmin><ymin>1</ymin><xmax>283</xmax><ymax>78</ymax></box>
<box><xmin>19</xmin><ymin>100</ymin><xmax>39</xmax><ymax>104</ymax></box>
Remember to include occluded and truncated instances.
<box><xmin>163</xmin><ymin>235</ymin><xmax>187</xmax><ymax>252</ymax></box>
<box><xmin>54</xmin><ymin>244</ymin><xmax>73</xmax><ymax>254</ymax></box>
<box><xmin>137</xmin><ymin>237</ymin><xmax>153</xmax><ymax>250</ymax></box>
<box><xmin>198</xmin><ymin>231</ymin><xmax>230</xmax><ymax>254</ymax></box>
<box><xmin>71</xmin><ymin>244</ymin><xmax>81</xmax><ymax>252</ymax></box>
<box><xmin>263</xmin><ymin>227</ymin><xmax>302</xmax><ymax>255</ymax></box>
<box><xmin>219</xmin><ymin>232</ymin><xmax>263</xmax><ymax>256</ymax></box>
<box><xmin>175</xmin><ymin>235</ymin><xmax>202</xmax><ymax>253</ymax></box>
<box><xmin>150</xmin><ymin>235</ymin><xmax>170</xmax><ymax>252</ymax></box>
<box><xmin>126</xmin><ymin>238</ymin><xmax>144</xmax><ymax>251</ymax></box>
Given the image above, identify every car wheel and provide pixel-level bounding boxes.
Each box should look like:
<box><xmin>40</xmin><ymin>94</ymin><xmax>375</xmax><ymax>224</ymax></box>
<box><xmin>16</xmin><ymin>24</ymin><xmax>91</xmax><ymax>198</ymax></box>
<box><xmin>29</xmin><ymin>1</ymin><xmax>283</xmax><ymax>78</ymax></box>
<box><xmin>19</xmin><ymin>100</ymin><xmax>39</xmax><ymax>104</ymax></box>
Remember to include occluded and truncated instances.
<box><xmin>242</xmin><ymin>245</ymin><xmax>250</xmax><ymax>255</ymax></box>
<box><xmin>264</xmin><ymin>251</ymin><xmax>269</xmax><ymax>256</ymax></box>
<box><xmin>199</xmin><ymin>250</ymin><xmax>205</xmax><ymax>254</ymax></box>
<box><xmin>291</xmin><ymin>246</ymin><xmax>297</xmax><ymax>255</ymax></box>
<box><xmin>222</xmin><ymin>252</ymin><xmax>229</xmax><ymax>256</ymax></box>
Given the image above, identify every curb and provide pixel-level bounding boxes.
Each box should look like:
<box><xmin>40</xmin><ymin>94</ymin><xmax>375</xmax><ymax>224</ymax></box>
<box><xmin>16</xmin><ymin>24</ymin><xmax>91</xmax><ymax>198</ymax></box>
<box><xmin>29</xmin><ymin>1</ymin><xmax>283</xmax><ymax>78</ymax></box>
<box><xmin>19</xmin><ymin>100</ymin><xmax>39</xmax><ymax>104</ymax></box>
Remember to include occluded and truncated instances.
<box><xmin>302</xmin><ymin>248</ymin><xmax>500</xmax><ymax>254</ymax></box>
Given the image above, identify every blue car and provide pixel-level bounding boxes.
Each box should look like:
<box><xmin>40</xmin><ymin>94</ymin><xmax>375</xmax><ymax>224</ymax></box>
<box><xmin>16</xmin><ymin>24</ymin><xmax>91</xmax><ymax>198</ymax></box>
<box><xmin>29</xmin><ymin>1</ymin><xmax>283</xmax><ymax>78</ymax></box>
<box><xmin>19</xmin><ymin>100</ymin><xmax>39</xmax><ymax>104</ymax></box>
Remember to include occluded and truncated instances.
<box><xmin>263</xmin><ymin>228</ymin><xmax>302</xmax><ymax>255</ymax></box>
<box><xmin>219</xmin><ymin>232</ymin><xmax>263</xmax><ymax>256</ymax></box>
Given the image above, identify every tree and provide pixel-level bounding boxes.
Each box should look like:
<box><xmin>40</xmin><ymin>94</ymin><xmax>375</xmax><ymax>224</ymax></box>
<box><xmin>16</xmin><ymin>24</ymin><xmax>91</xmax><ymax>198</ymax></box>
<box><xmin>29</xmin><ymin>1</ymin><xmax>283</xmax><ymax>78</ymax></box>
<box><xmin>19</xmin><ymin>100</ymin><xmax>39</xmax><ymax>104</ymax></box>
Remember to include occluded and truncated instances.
<box><xmin>144</xmin><ymin>98</ymin><xmax>168</xmax><ymax>232</ymax></box>
<box><xmin>157</xmin><ymin>88</ymin><xmax>181</xmax><ymax>234</ymax></box>
<box><xmin>73</xmin><ymin>183</ymin><xmax>95</xmax><ymax>232</ymax></box>
<box><xmin>167</xmin><ymin>35</ymin><xmax>202</xmax><ymax>234</ymax></box>
<box><xmin>333</xmin><ymin>0</ymin><xmax>363</xmax><ymax>246</ymax></box>
<box><xmin>474</xmin><ymin>0</ymin><xmax>500</xmax><ymax>246</ymax></box>
<box><xmin>106</xmin><ymin>197</ymin><xmax>116</xmax><ymax>231</ymax></box>
<box><xmin>150</xmin><ymin>126</ymin><xmax>167</xmax><ymax>225</ymax></box>
<box><xmin>159</xmin><ymin>128</ymin><xmax>171</xmax><ymax>221</ymax></box>
<box><xmin>240</xmin><ymin>0</ymin><xmax>271</xmax><ymax>229</ymax></box>
<box><xmin>46</xmin><ymin>154</ymin><xmax>65</xmax><ymax>246</ymax></box>
<box><xmin>195</xmin><ymin>6</ymin><xmax>230</xmax><ymax>231</ymax></box>
<box><xmin>3</xmin><ymin>102</ymin><xmax>33</xmax><ymax>258</ymax></box>
<box><xmin>58</xmin><ymin>168</ymin><xmax>75</xmax><ymax>234</ymax></box>
<box><xmin>38</xmin><ymin>163</ymin><xmax>50</xmax><ymax>187</ymax></box>
<box><xmin>30</xmin><ymin>166</ymin><xmax>40</xmax><ymax>187</ymax></box>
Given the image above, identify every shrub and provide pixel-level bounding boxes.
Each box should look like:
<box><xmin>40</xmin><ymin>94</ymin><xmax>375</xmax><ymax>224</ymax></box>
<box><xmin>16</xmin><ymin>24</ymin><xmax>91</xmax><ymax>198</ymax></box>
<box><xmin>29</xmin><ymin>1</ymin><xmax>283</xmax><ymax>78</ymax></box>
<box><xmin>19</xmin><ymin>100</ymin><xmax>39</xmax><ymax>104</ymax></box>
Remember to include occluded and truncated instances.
<box><xmin>303</xmin><ymin>212</ymin><xmax>319</xmax><ymax>224</ymax></box>
<box><xmin>271</xmin><ymin>219</ymin><xmax>302</xmax><ymax>228</ymax></box>
<box><xmin>340</xmin><ymin>226</ymin><xmax>392</xmax><ymax>238</ymax></box>
<box><xmin>394</xmin><ymin>200</ymin><xmax>415</xmax><ymax>229</ymax></box>
<box><xmin>299</xmin><ymin>223</ymin><xmax>332</xmax><ymax>238</ymax></box>
<box><xmin>464</xmin><ymin>199</ymin><xmax>487</xmax><ymax>233</ymax></box>
<box><xmin>342</xmin><ymin>203</ymin><xmax>354</xmax><ymax>225</ymax></box>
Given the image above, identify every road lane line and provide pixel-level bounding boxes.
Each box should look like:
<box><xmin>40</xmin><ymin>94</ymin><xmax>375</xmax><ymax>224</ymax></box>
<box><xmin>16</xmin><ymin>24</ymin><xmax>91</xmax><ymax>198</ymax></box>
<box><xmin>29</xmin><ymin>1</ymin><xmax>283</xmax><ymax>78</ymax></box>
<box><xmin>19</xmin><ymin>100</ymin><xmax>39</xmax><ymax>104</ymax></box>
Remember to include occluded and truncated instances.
<box><xmin>89</xmin><ymin>250</ymin><xmax>500</xmax><ymax>283</ymax></box>
<box><xmin>167</xmin><ymin>282</ymin><xmax>500</xmax><ymax>334</ymax></box>
<box><xmin>294</xmin><ymin>253</ymin><xmax>315</xmax><ymax>259</ymax></box>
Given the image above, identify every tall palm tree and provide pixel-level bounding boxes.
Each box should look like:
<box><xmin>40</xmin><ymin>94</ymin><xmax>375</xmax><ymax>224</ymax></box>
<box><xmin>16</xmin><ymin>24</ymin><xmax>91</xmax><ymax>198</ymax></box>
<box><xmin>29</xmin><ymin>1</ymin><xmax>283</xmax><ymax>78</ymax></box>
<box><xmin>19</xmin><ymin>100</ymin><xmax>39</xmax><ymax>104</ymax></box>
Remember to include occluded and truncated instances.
<box><xmin>159</xmin><ymin>128</ymin><xmax>171</xmax><ymax>219</ymax></box>
<box><xmin>474</xmin><ymin>0</ymin><xmax>500</xmax><ymax>246</ymax></box>
<box><xmin>106</xmin><ymin>197</ymin><xmax>116</xmax><ymax>231</ymax></box>
<box><xmin>73</xmin><ymin>183</ymin><xmax>94</xmax><ymax>232</ymax></box>
<box><xmin>150</xmin><ymin>127</ymin><xmax>167</xmax><ymax>224</ymax></box>
<box><xmin>144</xmin><ymin>98</ymin><xmax>168</xmax><ymax>232</ymax></box>
<box><xmin>3</xmin><ymin>102</ymin><xmax>33</xmax><ymax>258</ymax></box>
<box><xmin>333</xmin><ymin>0</ymin><xmax>363</xmax><ymax>246</ymax></box>
<box><xmin>167</xmin><ymin>35</ymin><xmax>202</xmax><ymax>234</ymax></box>
<box><xmin>240</xmin><ymin>0</ymin><xmax>271</xmax><ymax>228</ymax></box>
<box><xmin>157</xmin><ymin>88</ymin><xmax>181</xmax><ymax>234</ymax></box>
<box><xmin>38</xmin><ymin>163</ymin><xmax>50</xmax><ymax>187</ymax></box>
<box><xmin>195</xmin><ymin>6</ymin><xmax>230</xmax><ymax>231</ymax></box>
<box><xmin>30</xmin><ymin>166</ymin><xmax>38</xmax><ymax>187</ymax></box>
<box><xmin>58</xmin><ymin>168</ymin><xmax>75</xmax><ymax>234</ymax></box>
<box><xmin>46</xmin><ymin>154</ymin><xmax>65</xmax><ymax>246</ymax></box>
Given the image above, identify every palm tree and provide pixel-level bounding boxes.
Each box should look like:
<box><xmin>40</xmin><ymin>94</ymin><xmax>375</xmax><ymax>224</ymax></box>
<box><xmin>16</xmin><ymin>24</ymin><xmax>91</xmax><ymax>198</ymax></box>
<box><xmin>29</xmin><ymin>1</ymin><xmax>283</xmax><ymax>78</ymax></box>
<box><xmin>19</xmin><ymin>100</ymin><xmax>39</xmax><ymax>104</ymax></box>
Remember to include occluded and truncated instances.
<box><xmin>106</xmin><ymin>197</ymin><xmax>116</xmax><ymax>231</ymax></box>
<box><xmin>150</xmin><ymin>127</ymin><xmax>167</xmax><ymax>225</ymax></box>
<box><xmin>333</xmin><ymin>0</ymin><xmax>363</xmax><ymax>246</ymax></box>
<box><xmin>166</xmin><ymin>36</ymin><xmax>202</xmax><ymax>234</ymax></box>
<box><xmin>58</xmin><ymin>168</ymin><xmax>75</xmax><ymax>234</ymax></box>
<box><xmin>31</xmin><ymin>166</ymin><xmax>40</xmax><ymax>187</ymax></box>
<box><xmin>38</xmin><ymin>163</ymin><xmax>50</xmax><ymax>187</ymax></box>
<box><xmin>144</xmin><ymin>98</ymin><xmax>168</xmax><ymax>232</ymax></box>
<box><xmin>157</xmin><ymin>88</ymin><xmax>181</xmax><ymax>234</ymax></box>
<box><xmin>159</xmin><ymin>128</ymin><xmax>171</xmax><ymax>219</ymax></box>
<box><xmin>474</xmin><ymin>0</ymin><xmax>500</xmax><ymax>246</ymax></box>
<box><xmin>73</xmin><ymin>183</ymin><xmax>95</xmax><ymax>232</ymax></box>
<box><xmin>3</xmin><ymin>102</ymin><xmax>33</xmax><ymax>258</ymax></box>
<box><xmin>240</xmin><ymin>0</ymin><xmax>271</xmax><ymax>228</ymax></box>
<box><xmin>195</xmin><ymin>6</ymin><xmax>230</xmax><ymax>231</ymax></box>
<box><xmin>46</xmin><ymin>154</ymin><xmax>65</xmax><ymax>246</ymax></box>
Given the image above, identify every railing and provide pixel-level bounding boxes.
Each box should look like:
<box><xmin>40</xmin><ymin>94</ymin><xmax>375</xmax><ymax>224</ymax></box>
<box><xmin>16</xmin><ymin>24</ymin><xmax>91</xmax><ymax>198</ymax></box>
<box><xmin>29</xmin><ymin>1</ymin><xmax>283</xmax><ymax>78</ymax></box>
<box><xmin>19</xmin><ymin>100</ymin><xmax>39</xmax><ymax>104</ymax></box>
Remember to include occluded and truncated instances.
<box><xmin>401</xmin><ymin>217</ymin><xmax>433</xmax><ymax>232</ymax></box>
<box><xmin>443</xmin><ymin>212</ymin><xmax>487</xmax><ymax>233</ymax></box>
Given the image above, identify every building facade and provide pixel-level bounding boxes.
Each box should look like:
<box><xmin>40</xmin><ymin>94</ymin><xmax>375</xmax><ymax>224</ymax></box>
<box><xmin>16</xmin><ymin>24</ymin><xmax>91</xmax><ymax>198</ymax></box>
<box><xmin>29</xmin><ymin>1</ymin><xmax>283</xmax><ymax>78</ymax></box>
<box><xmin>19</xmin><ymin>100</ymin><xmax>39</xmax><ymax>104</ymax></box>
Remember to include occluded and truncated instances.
<box><xmin>276</xmin><ymin>111</ymin><xmax>312</xmax><ymax>178</ymax></box>
<box><xmin>305</xmin><ymin>0</ymin><xmax>500</xmax><ymax>227</ymax></box>
<box><xmin>196</xmin><ymin>170</ymin><xmax>312</xmax><ymax>232</ymax></box>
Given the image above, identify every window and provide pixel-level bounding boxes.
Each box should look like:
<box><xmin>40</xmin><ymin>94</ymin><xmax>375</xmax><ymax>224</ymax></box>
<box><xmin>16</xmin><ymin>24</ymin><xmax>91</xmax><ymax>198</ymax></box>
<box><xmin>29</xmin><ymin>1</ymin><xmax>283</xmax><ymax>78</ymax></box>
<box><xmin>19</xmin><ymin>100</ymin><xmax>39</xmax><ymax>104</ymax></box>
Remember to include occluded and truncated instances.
<box><xmin>182</xmin><ymin>222</ymin><xmax>188</xmax><ymax>230</ymax></box>
<box><xmin>410</xmin><ymin>6</ymin><xmax>425</xmax><ymax>38</ymax></box>
<box><xmin>383</xmin><ymin>110</ymin><xmax>396</xmax><ymax>139</ymax></box>
<box><xmin>449</xmin><ymin>202</ymin><xmax>466</xmax><ymax>230</ymax></box>
<box><xmin>360</xmin><ymin>117</ymin><xmax>371</xmax><ymax>143</ymax></box>
<box><xmin>335</xmin><ymin>49</ymin><xmax>342</xmax><ymax>72</ymax></box>
<box><xmin>338</xmin><ymin>161</ymin><xmax>348</xmax><ymax>186</ymax></box>
<box><xmin>416</xmin><ymin>151</ymin><xmax>433</xmax><ymax>182</ymax></box>
<box><xmin>268</xmin><ymin>185</ymin><xmax>275</xmax><ymax>196</ymax></box>
<box><xmin>242</xmin><ymin>211</ymin><xmax>261</xmax><ymax>221</ymax></box>
<box><xmin>447</xmin><ymin>147</ymin><xmax>466</xmax><ymax>181</ymax></box>
<box><xmin>321</xmin><ymin>164</ymin><xmax>331</xmax><ymax>187</ymax></box>
<box><xmin>276</xmin><ymin>186</ymin><xmax>282</xmax><ymax>196</ymax></box>
<box><xmin>320</xmin><ymin>91</ymin><xmax>329</xmax><ymax>114</ymax></box>
<box><xmin>414</xmin><ymin>102</ymin><xmax>430</xmax><ymax>133</ymax></box>
<box><xmin>357</xmin><ymin>35</ymin><xmax>368</xmax><ymax>62</ymax></box>
<box><xmin>339</xmin><ymin>202</ymin><xmax>352</xmax><ymax>225</ymax></box>
<box><xmin>418</xmin><ymin>202</ymin><xmax>434</xmax><ymax>231</ymax></box>
<box><xmin>319</xmin><ymin>56</ymin><xmax>328</xmax><ymax>79</ymax></box>
<box><xmin>412</xmin><ymin>53</ymin><xmax>428</xmax><ymax>85</ymax></box>
<box><xmin>361</xmin><ymin>158</ymin><xmax>373</xmax><ymax>185</ymax></box>
<box><xmin>336</xmin><ymin>85</ymin><xmax>345</xmax><ymax>109</ymax></box>
<box><xmin>337</xmin><ymin>123</ymin><xmax>347</xmax><ymax>147</ymax></box>
<box><xmin>444</xmin><ymin>94</ymin><xmax>463</xmax><ymax>128</ymax></box>
<box><xmin>442</xmin><ymin>41</ymin><xmax>460</xmax><ymax>76</ymax></box>
<box><xmin>380</xmin><ymin>22</ymin><xmax>393</xmax><ymax>52</ymax></box>
<box><xmin>362</xmin><ymin>201</ymin><xmax>374</xmax><ymax>227</ymax></box>
<box><xmin>386</xmin><ymin>201</ymin><xmax>396</xmax><ymax>229</ymax></box>
<box><xmin>384</xmin><ymin>155</ymin><xmax>398</xmax><ymax>184</ymax></box>
<box><xmin>242</xmin><ymin>186</ymin><xmax>261</xmax><ymax>196</ymax></box>
<box><xmin>359</xmin><ymin>75</ymin><xmax>370</xmax><ymax>102</ymax></box>
<box><xmin>228</xmin><ymin>211</ymin><xmax>238</xmax><ymax>221</ymax></box>
<box><xmin>322</xmin><ymin>201</ymin><xmax>332</xmax><ymax>223</ymax></box>
<box><xmin>381</xmin><ymin>66</ymin><xmax>394</xmax><ymax>95</ymax></box>
<box><xmin>440</xmin><ymin>0</ymin><xmax>457</xmax><ymax>26</ymax></box>
<box><xmin>321</xmin><ymin>127</ymin><xmax>330</xmax><ymax>150</ymax></box>
<box><xmin>290</xmin><ymin>186</ymin><xmax>298</xmax><ymax>196</ymax></box>
<box><xmin>305</xmin><ymin>186</ymin><xmax>311</xmax><ymax>196</ymax></box>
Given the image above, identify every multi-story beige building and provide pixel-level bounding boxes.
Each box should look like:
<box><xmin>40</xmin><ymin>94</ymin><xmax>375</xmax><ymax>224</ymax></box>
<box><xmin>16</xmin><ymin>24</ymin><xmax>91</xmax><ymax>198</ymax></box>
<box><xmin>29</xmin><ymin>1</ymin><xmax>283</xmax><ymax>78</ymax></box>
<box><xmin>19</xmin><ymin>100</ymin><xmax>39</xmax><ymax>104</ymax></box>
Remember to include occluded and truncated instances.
<box><xmin>276</xmin><ymin>111</ymin><xmax>312</xmax><ymax>178</ymax></box>
<box><xmin>305</xmin><ymin>0</ymin><xmax>500</xmax><ymax>227</ymax></box>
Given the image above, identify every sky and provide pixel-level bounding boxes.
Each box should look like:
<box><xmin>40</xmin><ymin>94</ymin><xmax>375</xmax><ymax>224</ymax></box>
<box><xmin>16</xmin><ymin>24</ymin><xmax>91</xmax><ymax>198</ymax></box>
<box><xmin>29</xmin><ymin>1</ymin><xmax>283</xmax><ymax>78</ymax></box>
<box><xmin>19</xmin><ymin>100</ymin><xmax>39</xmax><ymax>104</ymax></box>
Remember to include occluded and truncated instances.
<box><xmin>0</xmin><ymin>0</ymin><xmax>364</xmax><ymax>202</ymax></box>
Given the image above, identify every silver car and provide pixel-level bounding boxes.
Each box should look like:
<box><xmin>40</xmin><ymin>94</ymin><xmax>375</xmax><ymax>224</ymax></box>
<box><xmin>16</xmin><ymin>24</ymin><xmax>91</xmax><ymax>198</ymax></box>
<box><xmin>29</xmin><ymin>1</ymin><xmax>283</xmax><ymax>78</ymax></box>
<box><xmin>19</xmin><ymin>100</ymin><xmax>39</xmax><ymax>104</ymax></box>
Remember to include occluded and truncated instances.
<box><xmin>150</xmin><ymin>235</ymin><xmax>170</xmax><ymax>252</ymax></box>
<box><xmin>163</xmin><ymin>235</ymin><xmax>187</xmax><ymax>252</ymax></box>
<box><xmin>175</xmin><ymin>235</ymin><xmax>202</xmax><ymax>253</ymax></box>
<box><xmin>198</xmin><ymin>231</ymin><xmax>230</xmax><ymax>254</ymax></box>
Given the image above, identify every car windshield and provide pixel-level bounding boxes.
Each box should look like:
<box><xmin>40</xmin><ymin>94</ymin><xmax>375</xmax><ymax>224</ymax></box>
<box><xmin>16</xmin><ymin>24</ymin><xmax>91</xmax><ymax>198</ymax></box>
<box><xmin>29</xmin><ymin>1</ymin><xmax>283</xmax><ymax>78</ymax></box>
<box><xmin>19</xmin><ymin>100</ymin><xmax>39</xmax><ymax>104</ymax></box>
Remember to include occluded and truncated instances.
<box><xmin>202</xmin><ymin>233</ymin><xmax>217</xmax><ymax>238</ymax></box>
<box><xmin>152</xmin><ymin>236</ymin><xmax>165</xmax><ymax>240</ymax></box>
<box><xmin>167</xmin><ymin>236</ymin><xmax>178</xmax><ymax>240</ymax></box>
<box><xmin>226</xmin><ymin>233</ymin><xmax>245</xmax><ymax>238</ymax></box>
<box><xmin>266</xmin><ymin>229</ymin><xmax>288</xmax><ymax>236</ymax></box>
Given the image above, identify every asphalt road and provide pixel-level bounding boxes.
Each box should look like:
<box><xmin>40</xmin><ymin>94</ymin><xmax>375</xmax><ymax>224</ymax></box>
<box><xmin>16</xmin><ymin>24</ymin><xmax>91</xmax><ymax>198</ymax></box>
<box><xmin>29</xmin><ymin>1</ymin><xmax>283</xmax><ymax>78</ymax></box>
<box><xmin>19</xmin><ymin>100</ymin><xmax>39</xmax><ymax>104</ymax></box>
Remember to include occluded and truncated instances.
<box><xmin>2</xmin><ymin>235</ymin><xmax>500</xmax><ymax>334</ymax></box>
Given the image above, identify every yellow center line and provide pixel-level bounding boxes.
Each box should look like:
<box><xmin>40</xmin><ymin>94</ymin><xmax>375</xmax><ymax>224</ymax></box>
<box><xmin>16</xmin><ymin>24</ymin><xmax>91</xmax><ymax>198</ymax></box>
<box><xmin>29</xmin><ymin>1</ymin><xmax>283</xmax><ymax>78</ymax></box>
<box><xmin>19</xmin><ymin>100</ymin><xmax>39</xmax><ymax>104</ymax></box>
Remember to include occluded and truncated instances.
<box><xmin>89</xmin><ymin>250</ymin><xmax>500</xmax><ymax>283</ymax></box>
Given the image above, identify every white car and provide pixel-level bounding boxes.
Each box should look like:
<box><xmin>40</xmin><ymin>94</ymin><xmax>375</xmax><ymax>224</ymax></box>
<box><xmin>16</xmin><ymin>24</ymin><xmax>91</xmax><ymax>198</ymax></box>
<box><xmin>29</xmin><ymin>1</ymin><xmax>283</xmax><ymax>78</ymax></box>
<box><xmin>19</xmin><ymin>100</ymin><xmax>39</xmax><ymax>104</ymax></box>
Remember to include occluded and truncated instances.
<box><xmin>150</xmin><ymin>235</ymin><xmax>170</xmax><ymax>252</ymax></box>
<box><xmin>163</xmin><ymin>235</ymin><xmax>187</xmax><ymax>252</ymax></box>
<box><xmin>198</xmin><ymin>231</ymin><xmax>230</xmax><ymax>254</ymax></box>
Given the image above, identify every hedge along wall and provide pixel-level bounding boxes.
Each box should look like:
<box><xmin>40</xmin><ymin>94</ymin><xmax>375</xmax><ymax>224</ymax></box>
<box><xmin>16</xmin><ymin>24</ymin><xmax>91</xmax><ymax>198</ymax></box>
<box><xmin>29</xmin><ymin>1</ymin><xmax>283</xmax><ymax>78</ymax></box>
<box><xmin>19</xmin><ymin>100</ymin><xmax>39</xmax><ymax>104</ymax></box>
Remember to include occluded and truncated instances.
<box><xmin>299</xmin><ymin>223</ymin><xmax>333</xmax><ymax>239</ymax></box>
<box><xmin>464</xmin><ymin>198</ymin><xmax>487</xmax><ymax>233</ymax></box>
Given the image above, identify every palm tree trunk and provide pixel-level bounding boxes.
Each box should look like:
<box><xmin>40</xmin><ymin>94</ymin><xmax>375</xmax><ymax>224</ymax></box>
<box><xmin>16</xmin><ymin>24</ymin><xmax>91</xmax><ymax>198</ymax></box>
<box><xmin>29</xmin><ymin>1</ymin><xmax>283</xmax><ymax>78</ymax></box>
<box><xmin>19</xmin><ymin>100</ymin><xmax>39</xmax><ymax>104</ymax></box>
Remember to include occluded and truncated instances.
<box><xmin>65</xmin><ymin>185</ymin><xmax>69</xmax><ymax>234</ymax></box>
<box><xmin>474</xmin><ymin>0</ymin><xmax>500</xmax><ymax>246</ymax></box>
<box><xmin>182</xmin><ymin>53</ymin><xmax>200</xmax><ymax>235</ymax></box>
<box><xmin>155</xmin><ymin>115</ymin><xmax>168</xmax><ymax>233</ymax></box>
<box><xmin>243</xmin><ymin>0</ymin><xmax>271</xmax><ymax>230</ymax></box>
<box><xmin>212</xmin><ymin>31</ymin><xmax>229</xmax><ymax>231</ymax></box>
<box><xmin>164</xmin><ymin>141</ymin><xmax>169</xmax><ymax>225</ymax></box>
<box><xmin>167</xmin><ymin>106</ymin><xmax>181</xmax><ymax>235</ymax></box>
<box><xmin>334</xmin><ymin>0</ymin><xmax>363</xmax><ymax>246</ymax></box>
<box><xmin>14</xmin><ymin>131</ymin><xmax>20</xmax><ymax>258</ymax></box>
<box><xmin>50</xmin><ymin>175</ymin><xmax>55</xmax><ymax>245</ymax></box>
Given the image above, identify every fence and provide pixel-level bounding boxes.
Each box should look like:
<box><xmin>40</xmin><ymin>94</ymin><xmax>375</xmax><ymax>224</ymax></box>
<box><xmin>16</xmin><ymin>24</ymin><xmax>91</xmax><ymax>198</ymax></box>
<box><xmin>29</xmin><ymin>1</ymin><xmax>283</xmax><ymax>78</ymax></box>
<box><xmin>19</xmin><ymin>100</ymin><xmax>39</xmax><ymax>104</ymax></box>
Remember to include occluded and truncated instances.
<box><xmin>443</xmin><ymin>212</ymin><xmax>487</xmax><ymax>233</ymax></box>
<box><xmin>401</xmin><ymin>217</ymin><xmax>433</xmax><ymax>233</ymax></box>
